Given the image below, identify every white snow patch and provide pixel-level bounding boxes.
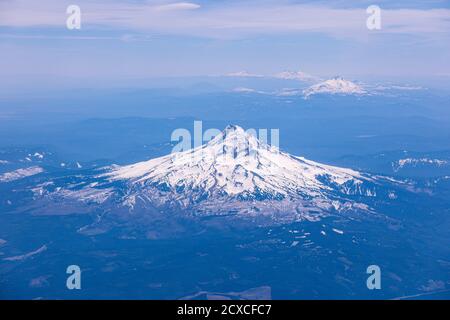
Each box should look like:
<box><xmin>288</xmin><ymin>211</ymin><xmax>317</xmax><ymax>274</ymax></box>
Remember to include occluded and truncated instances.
<box><xmin>332</xmin><ymin>228</ymin><xmax>344</xmax><ymax>235</ymax></box>
<box><xmin>388</xmin><ymin>192</ymin><xmax>397</xmax><ymax>199</ymax></box>
<box><xmin>0</xmin><ymin>166</ymin><xmax>44</xmax><ymax>182</ymax></box>
<box><xmin>57</xmin><ymin>187</ymin><xmax>113</xmax><ymax>204</ymax></box>
<box><xmin>393</xmin><ymin>158</ymin><xmax>447</xmax><ymax>172</ymax></box>
<box><xmin>232</xmin><ymin>87</ymin><xmax>259</xmax><ymax>93</ymax></box>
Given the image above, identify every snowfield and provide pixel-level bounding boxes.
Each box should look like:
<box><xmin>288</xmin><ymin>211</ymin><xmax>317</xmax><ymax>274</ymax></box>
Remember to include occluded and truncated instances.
<box><xmin>0</xmin><ymin>166</ymin><xmax>44</xmax><ymax>182</ymax></box>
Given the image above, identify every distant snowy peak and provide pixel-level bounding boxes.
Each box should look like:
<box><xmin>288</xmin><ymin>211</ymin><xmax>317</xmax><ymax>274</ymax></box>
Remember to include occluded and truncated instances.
<box><xmin>393</xmin><ymin>158</ymin><xmax>448</xmax><ymax>172</ymax></box>
<box><xmin>303</xmin><ymin>77</ymin><xmax>366</xmax><ymax>98</ymax></box>
<box><xmin>274</xmin><ymin>70</ymin><xmax>318</xmax><ymax>82</ymax></box>
<box><xmin>226</xmin><ymin>71</ymin><xmax>264</xmax><ymax>78</ymax></box>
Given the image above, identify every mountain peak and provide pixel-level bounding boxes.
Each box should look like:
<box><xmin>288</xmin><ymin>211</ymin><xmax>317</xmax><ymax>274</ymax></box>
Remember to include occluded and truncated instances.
<box><xmin>303</xmin><ymin>77</ymin><xmax>366</xmax><ymax>98</ymax></box>
<box><xmin>274</xmin><ymin>70</ymin><xmax>318</xmax><ymax>82</ymax></box>
<box><xmin>101</xmin><ymin>125</ymin><xmax>379</xmax><ymax>218</ymax></box>
<box><xmin>224</xmin><ymin>124</ymin><xmax>244</xmax><ymax>133</ymax></box>
<box><xmin>206</xmin><ymin>124</ymin><xmax>262</xmax><ymax>159</ymax></box>
<box><xmin>220</xmin><ymin>124</ymin><xmax>255</xmax><ymax>145</ymax></box>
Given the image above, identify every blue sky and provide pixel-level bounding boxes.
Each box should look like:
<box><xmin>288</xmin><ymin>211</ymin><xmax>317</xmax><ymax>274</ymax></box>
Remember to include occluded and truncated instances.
<box><xmin>1</xmin><ymin>0</ymin><xmax>450</xmax><ymax>90</ymax></box>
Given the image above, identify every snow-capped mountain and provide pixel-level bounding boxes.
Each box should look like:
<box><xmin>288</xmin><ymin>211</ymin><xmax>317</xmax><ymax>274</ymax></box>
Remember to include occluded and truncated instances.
<box><xmin>225</xmin><ymin>71</ymin><xmax>264</xmax><ymax>78</ymax></box>
<box><xmin>108</xmin><ymin>125</ymin><xmax>367</xmax><ymax>199</ymax></box>
<box><xmin>274</xmin><ymin>70</ymin><xmax>318</xmax><ymax>82</ymax></box>
<box><xmin>303</xmin><ymin>77</ymin><xmax>366</xmax><ymax>98</ymax></box>
<box><xmin>30</xmin><ymin>125</ymin><xmax>410</xmax><ymax>222</ymax></box>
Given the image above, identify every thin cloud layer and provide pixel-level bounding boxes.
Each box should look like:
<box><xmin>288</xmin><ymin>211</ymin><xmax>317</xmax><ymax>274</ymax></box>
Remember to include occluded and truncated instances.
<box><xmin>1</xmin><ymin>0</ymin><xmax>449</xmax><ymax>40</ymax></box>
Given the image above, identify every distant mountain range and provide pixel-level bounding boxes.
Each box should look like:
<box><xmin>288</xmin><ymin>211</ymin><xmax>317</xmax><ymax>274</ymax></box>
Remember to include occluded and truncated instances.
<box><xmin>225</xmin><ymin>70</ymin><xmax>424</xmax><ymax>98</ymax></box>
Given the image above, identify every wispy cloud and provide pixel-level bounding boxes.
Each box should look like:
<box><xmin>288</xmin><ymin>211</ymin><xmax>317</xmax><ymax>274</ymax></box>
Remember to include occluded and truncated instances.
<box><xmin>155</xmin><ymin>2</ymin><xmax>201</xmax><ymax>12</ymax></box>
<box><xmin>0</xmin><ymin>34</ymin><xmax>118</xmax><ymax>41</ymax></box>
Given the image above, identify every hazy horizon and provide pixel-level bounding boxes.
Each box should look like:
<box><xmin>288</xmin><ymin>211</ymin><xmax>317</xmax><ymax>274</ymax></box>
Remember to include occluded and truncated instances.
<box><xmin>2</xmin><ymin>0</ymin><xmax>450</xmax><ymax>93</ymax></box>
